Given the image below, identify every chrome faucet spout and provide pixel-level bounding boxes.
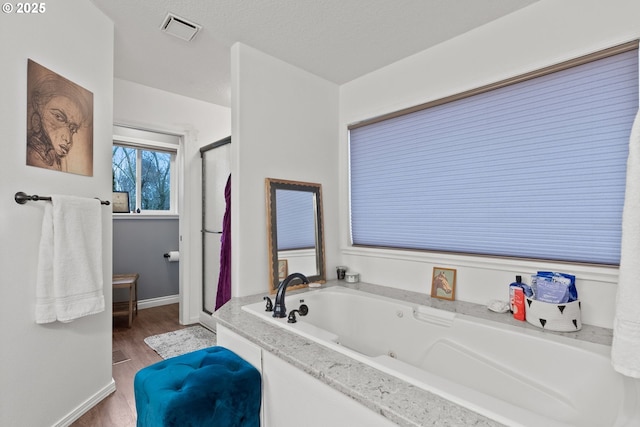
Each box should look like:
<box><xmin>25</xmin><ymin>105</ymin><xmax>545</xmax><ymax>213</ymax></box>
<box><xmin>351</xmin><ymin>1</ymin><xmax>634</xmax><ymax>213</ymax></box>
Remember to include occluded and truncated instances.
<box><xmin>273</xmin><ymin>273</ymin><xmax>309</xmax><ymax>318</ymax></box>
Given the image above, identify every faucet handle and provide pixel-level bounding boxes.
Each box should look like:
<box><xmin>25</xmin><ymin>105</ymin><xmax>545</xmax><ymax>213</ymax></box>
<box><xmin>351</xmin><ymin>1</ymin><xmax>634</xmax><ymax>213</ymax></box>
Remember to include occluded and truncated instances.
<box><xmin>298</xmin><ymin>303</ymin><xmax>309</xmax><ymax>316</ymax></box>
<box><xmin>264</xmin><ymin>296</ymin><xmax>273</xmax><ymax>312</ymax></box>
<box><xmin>287</xmin><ymin>309</ymin><xmax>299</xmax><ymax>323</ymax></box>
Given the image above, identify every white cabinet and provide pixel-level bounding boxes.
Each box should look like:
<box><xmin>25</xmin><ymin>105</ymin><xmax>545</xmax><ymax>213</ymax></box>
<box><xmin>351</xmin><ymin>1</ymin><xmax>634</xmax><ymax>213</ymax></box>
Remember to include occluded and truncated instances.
<box><xmin>217</xmin><ymin>324</ymin><xmax>263</xmax><ymax>372</ymax></box>
<box><xmin>216</xmin><ymin>325</ymin><xmax>397</xmax><ymax>427</ymax></box>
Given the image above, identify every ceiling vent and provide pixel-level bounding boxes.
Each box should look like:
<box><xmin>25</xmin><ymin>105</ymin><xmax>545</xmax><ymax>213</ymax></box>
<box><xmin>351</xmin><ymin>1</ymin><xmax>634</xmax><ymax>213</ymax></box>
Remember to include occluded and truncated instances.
<box><xmin>161</xmin><ymin>13</ymin><xmax>201</xmax><ymax>42</ymax></box>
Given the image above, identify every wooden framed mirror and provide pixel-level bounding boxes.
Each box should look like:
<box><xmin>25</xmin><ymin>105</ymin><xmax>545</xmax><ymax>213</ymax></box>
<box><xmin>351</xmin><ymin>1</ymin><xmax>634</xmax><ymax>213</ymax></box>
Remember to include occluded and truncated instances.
<box><xmin>265</xmin><ymin>178</ymin><xmax>326</xmax><ymax>293</ymax></box>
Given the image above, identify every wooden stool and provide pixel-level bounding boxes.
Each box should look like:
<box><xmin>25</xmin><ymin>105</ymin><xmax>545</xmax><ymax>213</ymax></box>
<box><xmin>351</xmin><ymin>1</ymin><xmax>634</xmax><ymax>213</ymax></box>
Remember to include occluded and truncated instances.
<box><xmin>113</xmin><ymin>273</ymin><xmax>139</xmax><ymax>327</ymax></box>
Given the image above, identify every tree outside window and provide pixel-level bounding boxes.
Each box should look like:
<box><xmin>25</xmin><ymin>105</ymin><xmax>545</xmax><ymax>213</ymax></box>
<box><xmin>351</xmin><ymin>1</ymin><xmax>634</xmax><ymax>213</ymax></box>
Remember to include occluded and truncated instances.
<box><xmin>113</xmin><ymin>145</ymin><xmax>172</xmax><ymax>212</ymax></box>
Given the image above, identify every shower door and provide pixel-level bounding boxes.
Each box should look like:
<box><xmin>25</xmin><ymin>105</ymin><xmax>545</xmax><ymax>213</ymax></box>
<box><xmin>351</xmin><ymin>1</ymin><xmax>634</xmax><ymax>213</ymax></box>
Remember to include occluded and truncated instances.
<box><xmin>200</xmin><ymin>137</ymin><xmax>231</xmax><ymax>314</ymax></box>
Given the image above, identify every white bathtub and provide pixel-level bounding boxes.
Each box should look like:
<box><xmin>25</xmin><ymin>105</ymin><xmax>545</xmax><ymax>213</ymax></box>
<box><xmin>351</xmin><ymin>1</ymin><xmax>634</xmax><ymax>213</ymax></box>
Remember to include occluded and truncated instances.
<box><xmin>242</xmin><ymin>286</ymin><xmax>640</xmax><ymax>427</ymax></box>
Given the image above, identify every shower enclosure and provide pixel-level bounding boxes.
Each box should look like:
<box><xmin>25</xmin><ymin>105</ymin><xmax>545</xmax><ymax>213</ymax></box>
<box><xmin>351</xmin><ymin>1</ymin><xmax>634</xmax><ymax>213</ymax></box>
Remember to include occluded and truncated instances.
<box><xmin>200</xmin><ymin>136</ymin><xmax>231</xmax><ymax>314</ymax></box>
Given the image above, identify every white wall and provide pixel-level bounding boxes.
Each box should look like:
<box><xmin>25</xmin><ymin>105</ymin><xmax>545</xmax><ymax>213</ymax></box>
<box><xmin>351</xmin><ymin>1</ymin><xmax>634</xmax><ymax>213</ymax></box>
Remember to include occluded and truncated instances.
<box><xmin>339</xmin><ymin>0</ymin><xmax>640</xmax><ymax>329</ymax></box>
<box><xmin>0</xmin><ymin>1</ymin><xmax>114</xmax><ymax>426</ymax></box>
<box><xmin>113</xmin><ymin>79</ymin><xmax>231</xmax><ymax>324</ymax></box>
<box><xmin>231</xmin><ymin>43</ymin><xmax>339</xmax><ymax>297</ymax></box>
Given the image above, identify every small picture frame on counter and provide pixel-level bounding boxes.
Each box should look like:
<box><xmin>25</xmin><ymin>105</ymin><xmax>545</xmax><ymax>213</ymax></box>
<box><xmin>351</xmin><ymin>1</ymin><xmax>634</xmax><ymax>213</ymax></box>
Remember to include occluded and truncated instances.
<box><xmin>431</xmin><ymin>267</ymin><xmax>456</xmax><ymax>301</ymax></box>
<box><xmin>112</xmin><ymin>191</ymin><xmax>130</xmax><ymax>213</ymax></box>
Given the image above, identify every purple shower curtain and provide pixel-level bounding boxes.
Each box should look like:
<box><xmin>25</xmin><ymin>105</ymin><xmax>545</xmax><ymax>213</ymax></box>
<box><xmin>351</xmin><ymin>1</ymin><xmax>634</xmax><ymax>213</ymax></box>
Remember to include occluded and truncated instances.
<box><xmin>215</xmin><ymin>174</ymin><xmax>231</xmax><ymax>310</ymax></box>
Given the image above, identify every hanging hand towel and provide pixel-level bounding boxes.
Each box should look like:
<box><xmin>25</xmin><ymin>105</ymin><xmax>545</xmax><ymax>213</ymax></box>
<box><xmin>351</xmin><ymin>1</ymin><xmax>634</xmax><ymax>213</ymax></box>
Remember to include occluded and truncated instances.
<box><xmin>35</xmin><ymin>195</ymin><xmax>105</xmax><ymax>323</ymax></box>
<box><xmin>612</xmin><ymin>110</ymin><xmax>640</xmax><ymax>378</ymax></box>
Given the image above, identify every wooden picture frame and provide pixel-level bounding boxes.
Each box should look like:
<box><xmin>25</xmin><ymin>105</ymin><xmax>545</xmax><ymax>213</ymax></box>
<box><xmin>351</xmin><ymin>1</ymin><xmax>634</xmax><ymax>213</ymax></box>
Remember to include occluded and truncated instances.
<box><xmin>112</xmin><ymin>191</ymin><xmax>130</xmax><ymax>213</ymax></box>
<box><xmin>431</xmin><ymin>267</ymin><xmax>456</xmax><ymax>301</ymax></box>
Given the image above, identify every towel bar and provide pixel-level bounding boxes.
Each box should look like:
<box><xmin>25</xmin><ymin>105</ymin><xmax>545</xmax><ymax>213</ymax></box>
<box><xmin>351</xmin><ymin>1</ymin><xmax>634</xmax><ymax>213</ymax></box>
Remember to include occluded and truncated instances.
<box><xmin>14</xmin><ymin>191</ymin><xmax>110</xmax><ymax>206</ymax></box>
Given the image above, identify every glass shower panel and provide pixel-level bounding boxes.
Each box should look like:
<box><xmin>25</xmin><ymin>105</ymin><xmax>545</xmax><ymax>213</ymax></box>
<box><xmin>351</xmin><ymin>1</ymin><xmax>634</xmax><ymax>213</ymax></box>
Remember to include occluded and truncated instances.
<box><xmin>202</xmin><ymin>141</ymin><xmax>231</xmax><ymax>314</ymax></box>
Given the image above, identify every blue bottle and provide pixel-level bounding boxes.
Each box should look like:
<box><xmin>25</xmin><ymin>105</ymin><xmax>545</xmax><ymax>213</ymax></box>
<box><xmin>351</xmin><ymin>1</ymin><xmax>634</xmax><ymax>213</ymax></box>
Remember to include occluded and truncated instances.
<box><xmin>509</xmin><ymin>275</ymin><xmax>523</xmax><ymax>314</ymax></box>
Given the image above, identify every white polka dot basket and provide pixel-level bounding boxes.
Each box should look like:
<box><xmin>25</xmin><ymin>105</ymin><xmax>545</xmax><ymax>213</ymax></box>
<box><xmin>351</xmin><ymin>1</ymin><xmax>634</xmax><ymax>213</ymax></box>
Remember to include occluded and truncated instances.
<box><xmin>525</xmin><ymin>297</ymin><xmax>582</xmax><ymax>332</ymax></box>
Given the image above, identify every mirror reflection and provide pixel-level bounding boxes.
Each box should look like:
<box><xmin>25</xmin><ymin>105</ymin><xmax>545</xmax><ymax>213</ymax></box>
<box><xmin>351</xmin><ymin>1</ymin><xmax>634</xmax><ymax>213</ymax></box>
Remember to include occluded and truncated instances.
<box><xmin>266</xmin><ymin>178</ymin><xmax>325</xmax><ymax>293</ymax></box>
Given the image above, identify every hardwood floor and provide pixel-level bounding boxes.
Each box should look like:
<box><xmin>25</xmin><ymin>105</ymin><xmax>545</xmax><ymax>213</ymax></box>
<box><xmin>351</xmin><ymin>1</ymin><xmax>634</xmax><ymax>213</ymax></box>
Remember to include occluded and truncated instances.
<box><xmin>72</xmin><ymin>304</ymin><xmax>186</xmax><ymax>427</ymax></box>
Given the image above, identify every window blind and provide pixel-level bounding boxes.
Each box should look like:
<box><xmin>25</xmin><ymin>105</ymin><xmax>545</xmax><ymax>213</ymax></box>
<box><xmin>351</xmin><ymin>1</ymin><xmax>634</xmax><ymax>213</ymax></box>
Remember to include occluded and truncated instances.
<box><xmin>349</xmin><ymin>47</ymin><xmax>638</xmax><ymax>265</ymax></box>
<box><xmin>276</xmin><ymin>190</ymin><xmax>316</xmax><ymax>250</ymax></box>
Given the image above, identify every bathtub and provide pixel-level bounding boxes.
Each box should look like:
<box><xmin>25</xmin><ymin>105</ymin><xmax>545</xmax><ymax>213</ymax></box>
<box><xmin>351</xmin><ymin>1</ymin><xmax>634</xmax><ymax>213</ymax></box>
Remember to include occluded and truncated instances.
<box><xmin>242</xmin><ymin>286</ymin><xmax>640</xmax><ymax>427</ymax></box>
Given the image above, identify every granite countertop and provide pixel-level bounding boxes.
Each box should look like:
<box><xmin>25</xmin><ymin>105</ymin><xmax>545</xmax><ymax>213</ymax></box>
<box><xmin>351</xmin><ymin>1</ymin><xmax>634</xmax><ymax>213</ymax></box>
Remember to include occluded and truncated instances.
<box><xmin>213</xmin><ymin>280</ymin><xmax>613</xmax><ymax>427</ymax></box>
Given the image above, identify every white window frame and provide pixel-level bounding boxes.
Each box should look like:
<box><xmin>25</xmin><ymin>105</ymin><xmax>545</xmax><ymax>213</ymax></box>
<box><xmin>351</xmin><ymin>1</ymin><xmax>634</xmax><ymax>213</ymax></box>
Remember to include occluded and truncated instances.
<box><xmin>113</xmin><ymin>127</ymin><xmax>180</xmax><ymax>216</ymax></box>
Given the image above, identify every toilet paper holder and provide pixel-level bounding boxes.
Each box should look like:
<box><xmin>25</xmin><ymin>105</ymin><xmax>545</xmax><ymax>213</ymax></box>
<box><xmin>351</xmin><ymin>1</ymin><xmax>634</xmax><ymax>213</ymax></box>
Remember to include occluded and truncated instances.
<box><xmin>163</xmin><ymin>251</ymin><xmax>180</xmax><ymax>262</ymax></box>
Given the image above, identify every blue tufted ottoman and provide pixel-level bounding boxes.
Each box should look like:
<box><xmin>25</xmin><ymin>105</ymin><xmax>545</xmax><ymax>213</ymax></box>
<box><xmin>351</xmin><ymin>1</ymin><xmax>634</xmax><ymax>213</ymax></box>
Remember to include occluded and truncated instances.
<box><xmin>134</xmin><ymin>346</ymin><xmax>261</xmax><ymax>427</ymax></box>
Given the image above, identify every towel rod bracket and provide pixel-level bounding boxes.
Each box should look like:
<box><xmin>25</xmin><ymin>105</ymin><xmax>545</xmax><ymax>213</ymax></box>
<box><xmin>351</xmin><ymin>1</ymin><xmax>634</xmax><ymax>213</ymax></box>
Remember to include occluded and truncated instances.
<box><xmin>15</xmin><ymin>191</ymin><xmax>31</xmax><ymax>204</ymax></box>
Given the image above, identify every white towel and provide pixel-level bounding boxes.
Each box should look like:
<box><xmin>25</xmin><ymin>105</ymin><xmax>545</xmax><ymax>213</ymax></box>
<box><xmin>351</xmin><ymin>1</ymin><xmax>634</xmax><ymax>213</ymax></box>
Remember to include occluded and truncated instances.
<box><xmin>612</xmin><ymin>110</ymin><xmax>640</xmax><ymax>378</ymax></box>
<box><xmin>35</xmin><ymin>195</ymin><xmax>105</xmax><ymax>323</ymax></box>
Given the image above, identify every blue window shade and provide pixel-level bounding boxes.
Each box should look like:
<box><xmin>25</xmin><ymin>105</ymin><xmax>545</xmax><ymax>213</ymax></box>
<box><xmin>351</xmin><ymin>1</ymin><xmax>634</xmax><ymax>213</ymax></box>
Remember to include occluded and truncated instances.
<box><xmin>349</xmin><ymin>48</ymin><xmax>638</xmax><ymax>265</ymax></box>
<box><xmin>276</xmin><ymin>190</ymin><xmax>316</xmax><ymax>250</ymax></box>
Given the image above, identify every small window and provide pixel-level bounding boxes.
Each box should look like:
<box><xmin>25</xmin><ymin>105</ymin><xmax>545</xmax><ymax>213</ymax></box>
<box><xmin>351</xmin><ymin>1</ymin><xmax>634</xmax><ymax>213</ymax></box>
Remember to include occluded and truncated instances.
<box><xmin>112</xmin><ymin>126</ymin><xmax>179</xmax><ymax>214</ymax></box>
<box><xmin>349</xmin><ymin>43</ymin><xmax>639</xmax><ymax>265</ymax></box>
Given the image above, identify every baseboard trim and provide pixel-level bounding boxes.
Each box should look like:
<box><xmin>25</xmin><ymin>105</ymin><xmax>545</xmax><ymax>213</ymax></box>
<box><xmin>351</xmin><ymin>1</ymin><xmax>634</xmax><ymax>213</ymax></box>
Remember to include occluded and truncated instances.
<box><xmin>138</xmin><ymin>294</ymin><xmax>179</xmax><ymax>310</ymax></box>
<box><xmin>55</xmin><ymin>378</ymin><xmax>116</xmax><ymax>427</ymax></box>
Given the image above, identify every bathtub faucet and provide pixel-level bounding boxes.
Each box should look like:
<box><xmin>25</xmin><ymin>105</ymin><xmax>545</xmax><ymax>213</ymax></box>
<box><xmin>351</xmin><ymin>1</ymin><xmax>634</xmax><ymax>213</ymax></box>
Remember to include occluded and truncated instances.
<box><xmin>273</xmin><ymin>273</ymin><xmax>309</xmax><ymax>318</ymax></box>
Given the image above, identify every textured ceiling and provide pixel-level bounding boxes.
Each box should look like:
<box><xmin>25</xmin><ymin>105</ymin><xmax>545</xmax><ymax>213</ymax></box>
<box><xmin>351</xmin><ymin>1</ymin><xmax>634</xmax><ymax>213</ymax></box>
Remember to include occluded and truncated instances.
<box><xmin>90</xmin><ymin>0</ymin><xmax>539</xmax><ymax>107</ymax></box>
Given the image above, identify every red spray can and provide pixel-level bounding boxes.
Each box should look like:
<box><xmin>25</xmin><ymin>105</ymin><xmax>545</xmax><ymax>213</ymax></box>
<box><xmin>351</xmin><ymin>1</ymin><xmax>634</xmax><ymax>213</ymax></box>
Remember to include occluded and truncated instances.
<box><xmin>513</xmin><ymin>287</ymin><xmax>526</xmax><ymax>321</ymax></box>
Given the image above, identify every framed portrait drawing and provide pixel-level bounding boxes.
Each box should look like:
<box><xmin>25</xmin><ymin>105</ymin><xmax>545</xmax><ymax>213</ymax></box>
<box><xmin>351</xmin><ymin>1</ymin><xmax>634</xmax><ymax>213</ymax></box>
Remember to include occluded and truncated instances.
<box><xmin>431</xmin><ymin>267</ymin><xmax>456</xmax><ymax>301</ymax></box>
<box><xmin>112</xmin><ymin>191</ymin><xmax>130</xmax><ymax>213</ymax></box>
<box><xmin>26</xmin><ymin>59</ymin><xmax>94</xmax><ymax>176</ymax></box>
